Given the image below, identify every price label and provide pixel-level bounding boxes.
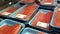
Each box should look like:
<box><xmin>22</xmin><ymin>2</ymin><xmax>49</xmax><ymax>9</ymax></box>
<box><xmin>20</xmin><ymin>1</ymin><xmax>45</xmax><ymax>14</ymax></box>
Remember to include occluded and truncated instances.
<box><xmin>15</xmin><ymin>14</ymin><xmax>27</xmax><ymax>19</ymax></box>
<box><xmin>36</xmin><ymin>21</ymin><xmax>49</xmax><ymax>28</ymax></box>
<box><xmin>1</xmin><ymin>12</ymin><xmax>11</xmax><ymax>16</ymax></box>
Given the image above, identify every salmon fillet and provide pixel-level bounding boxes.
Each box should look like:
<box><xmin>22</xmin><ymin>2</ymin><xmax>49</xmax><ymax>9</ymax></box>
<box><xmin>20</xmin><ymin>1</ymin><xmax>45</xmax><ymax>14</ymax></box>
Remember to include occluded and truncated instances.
<box><xmin>0</xmin><ymin>25</ymin><xmax>10</xmax><ymax>34</ymax></box>
<box><xmin>4</xmin><ymin>24</ymin><xmax>22</xmax><ymax>34</ymax></box>
<box><xmin>54</xmin><ymin>12</ymin><xmax>60</xmax><ymax>26</ymax></box>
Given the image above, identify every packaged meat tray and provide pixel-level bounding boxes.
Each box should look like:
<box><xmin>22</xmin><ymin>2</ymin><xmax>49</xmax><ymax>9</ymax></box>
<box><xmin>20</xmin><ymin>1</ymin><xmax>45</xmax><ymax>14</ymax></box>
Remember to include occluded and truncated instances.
<box><xmin>50</xmin><ymin>4</ymin><xmax>60</xmax><ymax>32</ymax></box>
<box><xmin>9</xmin><ymin>4</ymin><xmax>39</xmax><ymax>21</ymax></box>
<box><xmin>29</xmin><ymin>9</ymin><xmax>53</xmax><ymax>32</ymax></box>
<box><xmin>0</xmin><ymin>1</ymin><xmax>25</xmax><ymax>17</ymax></box>
<box><xmin>0</xmin><ymin>19</ymin><xmax>25</xmax><ymax>34</ymax></box>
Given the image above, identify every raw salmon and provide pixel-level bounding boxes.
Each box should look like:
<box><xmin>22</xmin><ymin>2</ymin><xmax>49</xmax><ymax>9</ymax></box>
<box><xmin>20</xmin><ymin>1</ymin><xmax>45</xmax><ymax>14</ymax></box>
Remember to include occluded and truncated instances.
<box><xmin>54</xmin><ymin>12</ymin><xmax>60</xmax><ymax>26</ymax></box>
<box><xmin>15</xmin><ymin>5</ymin><xmax>37</xmax><ymax>21</ymax></box>
<box><xmin>4</xmin><ymin>24</ymin><xmax>22</xmax><ymax>34</ymax></box>
<box><xmin>0</xmin><ymin>24</ymin><xmax>22</xmax><ymax>34</ymax></box>
<box><xmin>6</xmin><ymin>6</ymin><xmax>19</xmax><ymax>13</ymax></box>
<box><xmin>0</xmin><ymin>25</ymin><xmax>10</xmax><ymax>34</ymax></box>
<box><xmin>32</xmin><ymin>11</ymin><xmax>53</xmax><ymax>30</ymax></box>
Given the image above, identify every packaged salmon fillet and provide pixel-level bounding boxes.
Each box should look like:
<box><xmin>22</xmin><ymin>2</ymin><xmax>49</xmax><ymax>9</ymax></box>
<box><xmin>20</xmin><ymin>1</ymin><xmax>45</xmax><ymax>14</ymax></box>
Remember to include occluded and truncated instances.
<box><xmin>50</xmin><ymin>4</ymin><xmax>60</xmax><ymax>27</ymax></box>
<box><xmin>15</xmin><ymin>5</ymin><xmax>39</xmax><ymax>21</ymax></box>
<box><xmin>0</xmin><ymin>2</ymin><xmax>25</xmax><ymax>17</ymax></box>
<box><xmin>0</xmin><ymin>4</ymin><xmax>21</xmax><ymax>16</ymax></box>
<box><xmin>0</xmin><ymin>19</ymin><xmax>24</xmax><ymax>34</ymax></box>
<box><xmin>0</xmin><ymin>24</ymin><xmax>22</xmax><ymax>34</ymax></box>
<box><xmin>53</xmin><ymin>11</ymin><xmax>60</xmax><ymax>27</ymax></box>
<box><xmin>50</xmin><ymin>5</ymin><xmax>60</xmax><ymax>33</ymax></box>
<box><xmin>41</xmin><ymin>0</ymin><xmax>57</xmax><ymax>6</ymax></box>
<box><xmin>4</xmin><ymin>24</ymin><xmax>22</xmax><ymax>34</ymax></box>
<box><xmin>29</xmin><ymin>9</ymin><xmax>53</xmax><ymax>30</ymax></box>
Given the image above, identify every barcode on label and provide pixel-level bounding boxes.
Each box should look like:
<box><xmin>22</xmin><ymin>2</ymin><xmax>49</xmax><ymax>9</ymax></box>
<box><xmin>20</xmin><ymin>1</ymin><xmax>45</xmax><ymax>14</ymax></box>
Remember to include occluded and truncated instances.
<box><xmin>36</xmin><ymin>21</ymin><xmax>49</xmax><ymax>28</ymax></box>
<box><xmin>15</xmin><ymin>14</ymin><xmax>27</xmax><ymax>19</ymax></box>
<box><xmin>1</xmin><ymin>12</ymin><xmax>11</xmax><ymax>16</ymax></box>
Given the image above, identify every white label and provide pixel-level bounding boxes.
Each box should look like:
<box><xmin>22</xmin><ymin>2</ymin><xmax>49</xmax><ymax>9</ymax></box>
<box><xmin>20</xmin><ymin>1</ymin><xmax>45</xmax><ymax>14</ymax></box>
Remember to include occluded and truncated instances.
<box><xmin>1</xmin><ymin>12</ymin><xmax>11</xmax><ymax>16</ymax></box>
<box><xmin>15</xmin><ymin>14</ymin><xmax>27</xmax><ymax>19</ymax></box>
<box><xmin>36</xmin><ymin>21</ymin><xmax>49</xmax><ymax>28</ymax></box>
<box><xmin>44</xmin><ymin>3</ymin><xmax>52</xmax><ymax>5</ymax></box>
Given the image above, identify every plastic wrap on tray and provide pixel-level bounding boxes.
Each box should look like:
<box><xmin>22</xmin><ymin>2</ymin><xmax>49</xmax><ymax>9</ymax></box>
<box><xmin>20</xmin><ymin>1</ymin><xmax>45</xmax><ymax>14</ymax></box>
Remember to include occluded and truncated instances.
<box><xmin>53</xmin><ymin>12</ymin><xmax>60</xmax><ymax>27</ymax></box>
<box><xmin>29</xmin><ymin>9</ymin><xmax>53</xmax><ymax>31</ymax></box>
<box><xmin>1</xmin><ymin>6</ymin><xmax>19</xmax><ymax>16</ymax></box>
<box><xmin>50</xmin><ymin>3</ymin><xmax>60</xmax><ymax>28</ymax></box>
<box><xmin>0</xmin><ymin>19</ymin><xmax>25</xmax><ymax>34</ymax></box>
<box><xmin>50</xmin><ymin>5</ymin><xmax>60</xmax><ymax>28</ymax></box>
<box><xmin>0</xmin><ymin>2</ymin><xmax>25</xmax><ymax>17</ymax></box>
<box><xmin>14</xmin><ymin>4</ymin><xmax>39</xmax><ymax>21</ymax></box>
